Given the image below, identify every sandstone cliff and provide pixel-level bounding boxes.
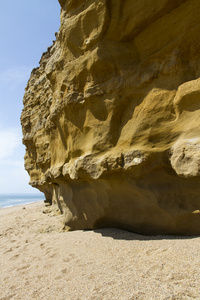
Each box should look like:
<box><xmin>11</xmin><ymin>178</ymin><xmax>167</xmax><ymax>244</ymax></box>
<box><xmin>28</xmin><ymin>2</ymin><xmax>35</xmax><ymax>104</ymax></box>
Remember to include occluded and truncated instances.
<box><xmin>21</xmin><ymin>0</ymin><xmax>200</xmax><ymax>234</ymax></box>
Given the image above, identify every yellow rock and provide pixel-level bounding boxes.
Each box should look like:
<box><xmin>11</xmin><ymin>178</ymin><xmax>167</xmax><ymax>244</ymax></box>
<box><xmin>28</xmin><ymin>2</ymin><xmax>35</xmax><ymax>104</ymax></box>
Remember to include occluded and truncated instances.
<box><xmin>21</xmin><ymin>0</ymin><xmax>200</xmax><ymax>234</ymax></box>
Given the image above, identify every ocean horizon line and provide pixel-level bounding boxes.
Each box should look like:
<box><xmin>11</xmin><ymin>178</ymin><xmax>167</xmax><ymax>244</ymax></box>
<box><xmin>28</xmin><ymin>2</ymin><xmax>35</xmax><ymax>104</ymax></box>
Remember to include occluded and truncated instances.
<box><xmin>0</xmin><ymin>193</ymin><xmax>45</xmax><ymax>209</ymax></box>
<box><xmin>0</xmin><ymin>192</ymin><xmax>44</xmax><ymax>195</ymax></box>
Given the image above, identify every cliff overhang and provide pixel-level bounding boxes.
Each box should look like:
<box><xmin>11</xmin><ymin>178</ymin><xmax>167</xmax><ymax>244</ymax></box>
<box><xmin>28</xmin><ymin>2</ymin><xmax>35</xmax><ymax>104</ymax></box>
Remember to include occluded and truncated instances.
<box><xmin>21</xmin><ymin>0</ymin><xmax>200</xmax><ymax>235</ymax></box>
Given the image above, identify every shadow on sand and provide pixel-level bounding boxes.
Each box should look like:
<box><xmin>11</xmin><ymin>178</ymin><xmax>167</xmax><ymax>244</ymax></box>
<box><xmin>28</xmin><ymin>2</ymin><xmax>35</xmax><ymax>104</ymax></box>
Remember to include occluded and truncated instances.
<box><xmin>92</xmin><ymin>228</ymin><xmax>198</xmax><ymax>241</ymax></box>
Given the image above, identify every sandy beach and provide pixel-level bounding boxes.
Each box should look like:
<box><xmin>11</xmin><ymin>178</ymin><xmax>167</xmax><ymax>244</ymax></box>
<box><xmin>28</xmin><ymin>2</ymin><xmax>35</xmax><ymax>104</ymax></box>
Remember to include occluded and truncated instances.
<box><xmin>0</xmin><ymin>202</ymin><xmax>200</xmax><ymax>300</ymax></box>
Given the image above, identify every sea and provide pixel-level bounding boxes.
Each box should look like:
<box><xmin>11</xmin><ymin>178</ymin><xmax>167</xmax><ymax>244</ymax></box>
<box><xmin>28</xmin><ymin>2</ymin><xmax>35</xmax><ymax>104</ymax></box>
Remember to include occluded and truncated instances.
<box><xmin>0</xmin><ymin>194</ymin><xmax>44</xmax><ymax>209</ymax></box>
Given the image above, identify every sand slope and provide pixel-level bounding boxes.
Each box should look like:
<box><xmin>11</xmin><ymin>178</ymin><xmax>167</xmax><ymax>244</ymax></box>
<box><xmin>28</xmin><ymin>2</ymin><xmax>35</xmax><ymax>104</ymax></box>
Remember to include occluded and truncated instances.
<box><xmin>0</xmin><ymin>202</ymin><xmax>200</xmax><ymax>299</ymax></box>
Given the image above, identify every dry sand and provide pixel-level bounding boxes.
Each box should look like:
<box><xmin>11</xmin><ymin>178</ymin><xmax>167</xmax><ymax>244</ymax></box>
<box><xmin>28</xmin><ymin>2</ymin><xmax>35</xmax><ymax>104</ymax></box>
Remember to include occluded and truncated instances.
<box><xmin>0</xmin><ymin>201</ymin><xmax>200</xmax><ymax>300</ymax></box>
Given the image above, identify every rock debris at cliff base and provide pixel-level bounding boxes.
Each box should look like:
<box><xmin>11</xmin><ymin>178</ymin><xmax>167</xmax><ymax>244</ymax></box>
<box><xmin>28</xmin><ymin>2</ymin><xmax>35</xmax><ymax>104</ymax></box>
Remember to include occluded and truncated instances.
<box><xmin>21</xmin><ymin>0</ymin><xmax>200</xmax><ymax>235</ymax></box>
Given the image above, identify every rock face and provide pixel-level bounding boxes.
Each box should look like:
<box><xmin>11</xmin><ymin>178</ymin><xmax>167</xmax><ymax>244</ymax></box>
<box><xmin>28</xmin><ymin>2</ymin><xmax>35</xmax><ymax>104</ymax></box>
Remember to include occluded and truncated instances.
<box><xmin>21</xmin><ymin>0</ymin><xmax>200</xmax><ymax>235</ymax></box>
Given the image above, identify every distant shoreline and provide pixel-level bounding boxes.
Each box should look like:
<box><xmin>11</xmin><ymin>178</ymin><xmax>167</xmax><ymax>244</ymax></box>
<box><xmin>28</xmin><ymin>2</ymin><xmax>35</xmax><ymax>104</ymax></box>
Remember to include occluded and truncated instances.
<box><xmin>0</xmin><ymin>193</ymin><xmax>44</xmax><ymax>209</ymax></box>
<box><xmin>0</xmin><ymin>200</ymin><xmax>44</xmax><ymax>209</ymax></box>
<box><xmin>0</xmin><ymin>200</ymin><xmax>44</xmax><ymax>213</ymax></box>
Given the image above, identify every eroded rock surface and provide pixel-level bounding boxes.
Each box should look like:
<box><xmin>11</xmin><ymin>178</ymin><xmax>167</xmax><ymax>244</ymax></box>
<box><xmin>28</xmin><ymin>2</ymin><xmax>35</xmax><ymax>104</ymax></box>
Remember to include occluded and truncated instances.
<box><xmin>21</xmin><ymin>0</ymin><xmax>200</xmax><ymax>234</ymax></box>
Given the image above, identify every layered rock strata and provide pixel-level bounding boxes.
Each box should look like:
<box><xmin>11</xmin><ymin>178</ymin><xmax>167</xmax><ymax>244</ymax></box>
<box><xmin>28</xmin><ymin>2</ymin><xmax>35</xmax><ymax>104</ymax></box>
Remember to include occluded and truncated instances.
<box><xmin>21</xmin><ymin>0</ymin><xmax>200</xmax><ymax>234</ymax></box>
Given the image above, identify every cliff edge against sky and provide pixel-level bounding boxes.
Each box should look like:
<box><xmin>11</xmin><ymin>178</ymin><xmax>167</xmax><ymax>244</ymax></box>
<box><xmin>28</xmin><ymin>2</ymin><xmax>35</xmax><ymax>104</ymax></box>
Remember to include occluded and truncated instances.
<box><xmin>21</xmin><ymin>0</ymin><xmax>200</xmax><ymax>234</ymax></box>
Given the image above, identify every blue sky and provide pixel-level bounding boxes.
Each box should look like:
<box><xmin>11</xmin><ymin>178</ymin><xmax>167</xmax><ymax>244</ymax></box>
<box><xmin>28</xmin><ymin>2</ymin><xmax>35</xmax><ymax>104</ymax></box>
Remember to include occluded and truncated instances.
<box><xmin>0</xmin><ymin>1</ymin><xmax>60</xmax><ymax>193</ymax></box>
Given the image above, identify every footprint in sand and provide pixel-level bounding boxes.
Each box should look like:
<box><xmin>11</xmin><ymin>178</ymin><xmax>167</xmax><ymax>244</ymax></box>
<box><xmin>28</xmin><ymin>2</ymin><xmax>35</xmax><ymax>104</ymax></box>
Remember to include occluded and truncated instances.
<box><xmin>0</xmin><ymin>293</ymin><xmax>17</xmax><ymax>299</ymax></box>
<box><xmin>49</xmin><ymin>253</ymin><xmax>57</xmax><ymax>258</ymax></box>
<box><xmin>16</xmin><ymin>265</ymin><xmax>31</xmax><ymax>274</ymax></box>
<box><xmin>4</xmin><ymin>247</ymin><xmax>13</xmax><ymax>254</ymax></box>
<box><xmin>10</xmin><ymin>254</ymin><xmax>19</xmax><ymax>260</ymax></box>
<box><xmin>19</xmin><ymin>244</ymin><xmax>28</xmax><ymax>252</ymax></box>
<box><xmin>61</xmin><ymin>268</ymin><xmax>68</xmax><ymax>274</ymax></box>
<box><xmin>10</xmin><ymin>239</ymin><xmax>17</xmax><ymax>243</ymax></box>
<box><xmin>146</xmin><ymin>247</ymin><xmax>169</xmax><ymax>256</ymax></box>
<box><xmin>9</xmin><ymin>285</ymin><xmax>17</xmax><ymax>291</ymax></box>
<box><xmin>147</xmin><ymin>263</ymin><xmax>165</xmax><ymax>273</ymax></box>
<box><xmin>165</xmin><ymin>272</ymin><xmax>185</xmax><ymax>282</ymax></box>
<box><xmin>17</xmin><ymin>264</ymin><xmax>30</xmax><ymax>271</ymax></box>
<box><xmin>44</xmin><ymin>263</ymin><xmax>53</xmax><ymax>269</ymax></box>
<box><xmin>45</xmin><ymin>248</ymin><xmax>52</xmax><ymax>255</ymax></box>
<box><xmin>62</xmin><ymin>253</ymin><xmax>76</xmax><ymax>263</ymax></box>
<box><xmin>55</xmin><ymin>275</ymin><xmax>62</xmax><ymax>280</ymax></box>
<box><xmin>63</xmin><ymin>258</ymin><xmax>70</xmax><ymax>263</ymax></box>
